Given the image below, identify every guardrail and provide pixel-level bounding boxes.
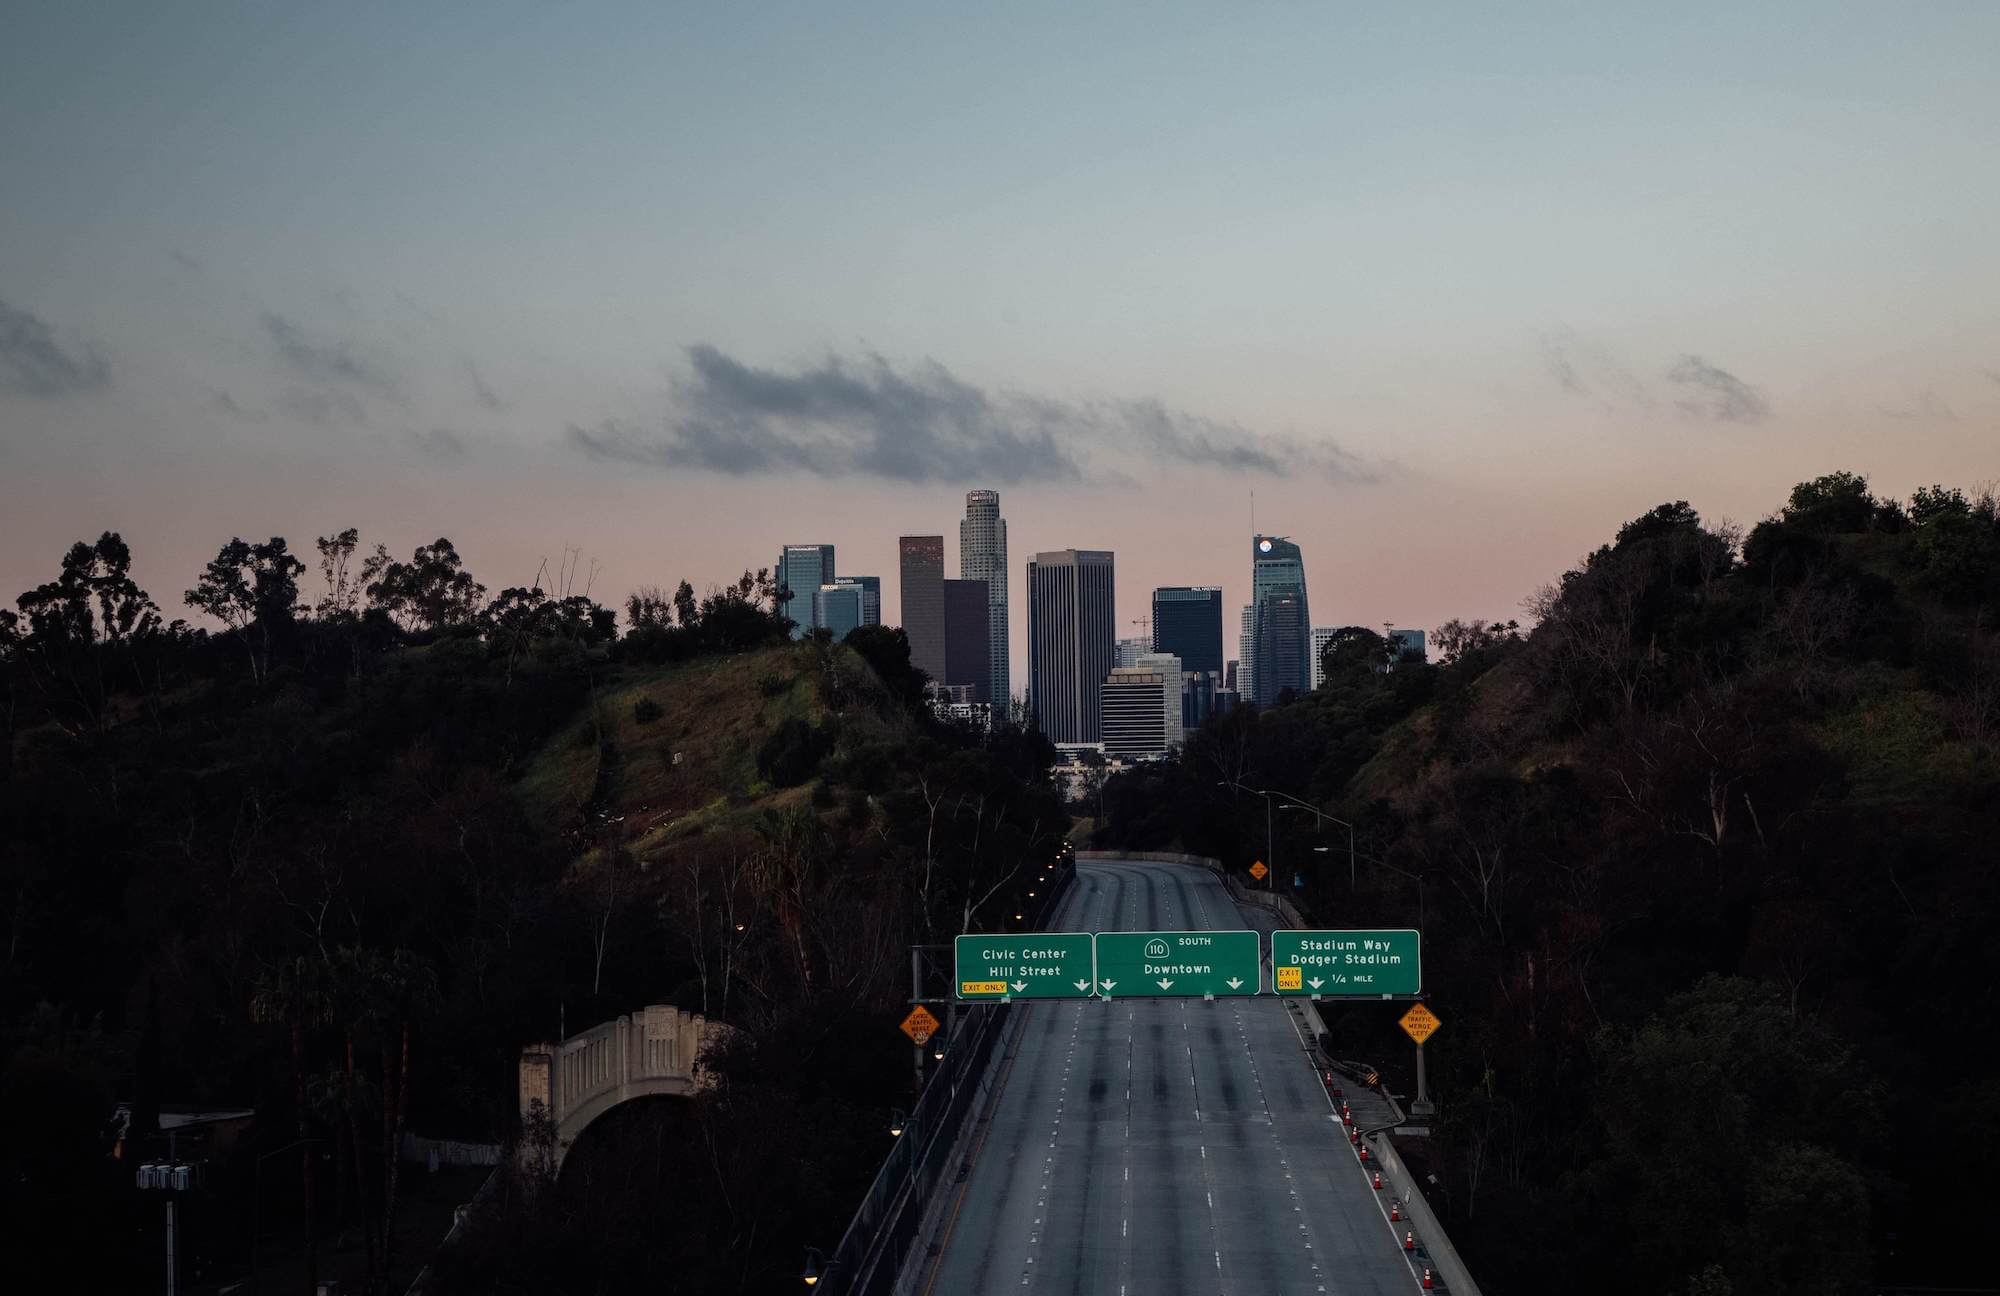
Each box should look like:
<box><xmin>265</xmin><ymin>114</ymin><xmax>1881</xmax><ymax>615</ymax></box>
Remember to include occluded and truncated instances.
<box><xmin>814</xmin><ymin>855</ymin><xmax>1077</xmax><ymax>1296</ymax></box>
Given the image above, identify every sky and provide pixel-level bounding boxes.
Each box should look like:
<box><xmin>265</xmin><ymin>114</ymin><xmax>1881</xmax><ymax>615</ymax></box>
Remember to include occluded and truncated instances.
<box><xmin>4</xmin><ymin>2</ymin><xmax>1996</xmax><ymax>692</ymax></box>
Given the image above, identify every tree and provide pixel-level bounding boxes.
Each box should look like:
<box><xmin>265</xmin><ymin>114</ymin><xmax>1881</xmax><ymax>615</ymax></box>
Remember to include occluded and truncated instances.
<box><xmin>14</xmin><ymin>532</ymin><xmax>161</xmax><ymax>723</ymax></box>
<box><xmin>366</xmin><ymin>539</ymin><xmax>486</xmax><ymax>634</ymax></box>
<box><xmin>1318</xmin><ymin>625</ymin><xmax>1392</xmax><ymax>682</ymax></box>
<box><xmin>1909</xmin><ymin>484</ymin><xmax>1970</xmax><ymax>526</ymax></box>
<box><xmin>1580</xmin><ymin>977</ymin><xmax>1873</xmax><ymax>1294</ymax></box>
<box><xmin>184</xmin><ymin>536</ymin><xmax>305</xmax><ymax>681</ymax></box>
<box><xmin>1782</xmin><ymin>471</ymin><xmax>1876</xmax><ymax>533</ymax></box>
<box><xmin>1433</xmin><ymin>617</ymin><xmax>1521</xmax><ymax>667</ymax></box>
<box><xmin>624</xmin><ymin>585</ymin><xmax>674</xmax><ymax>633</ymax></box>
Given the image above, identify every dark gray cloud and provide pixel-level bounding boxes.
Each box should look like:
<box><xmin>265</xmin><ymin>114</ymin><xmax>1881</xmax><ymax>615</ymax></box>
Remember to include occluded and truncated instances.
<box><xmin>0</xmin><ymin>297</ymin><xmax>110</xmax><ymax>396</ymax></box>
<box><xmin>203</xmin><ymin>385</ymin><xmax>268</xmax><ymax>422</ymax></box>
<box><xmin>1539</xmin><ymin>328</ymin><xmax>1654</xmax><ymax>413</ymax></box>
<box><xmin>279</xmin><ymin>386</ymin><xmax>370</xmax><ymax>427</ymax></box>
<box><xmin>169</xmin><ymin>249</ymin><xmax>204</xmax><ymax>273</ymax></box>
<box><xmin>1876</xmin><ymin>390</ymin><xmax>1955</xmax><ymax>422</ymax></box>
<box><xmin>463</xmin><ymin>358</ymin><xmax>506</xmax><ymax>411</ymax></box>
<box><xmin>1541</xmin><ymin>336</ymin><xmax>1583</xmax><ymax>394</ymax></box>
<box><xmin>260</xmin><ymin>311</ymin><xmax>401</xmax><ymax>398</ymax></box>
<box><xmin>1667</xmin><ymin>354</ymin><xmax>1769</xmax><ymax>423</ymax></box>
<box><xmin>568</xmin><ymin>344</ymin><xmax>1376</xmax><ymax>485</ymax></box>
<box><xmin>411</xmin><ymin>426</ymin><xmax>465</xmax><ymax>457</ymax></box>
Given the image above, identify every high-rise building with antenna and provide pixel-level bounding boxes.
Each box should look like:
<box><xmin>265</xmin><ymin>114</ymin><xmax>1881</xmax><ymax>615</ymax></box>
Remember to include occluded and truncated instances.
<box><xmin>1250</xmin><ymin>534</ymin><xmax>1312</xmax><ymax>705</ymax></box>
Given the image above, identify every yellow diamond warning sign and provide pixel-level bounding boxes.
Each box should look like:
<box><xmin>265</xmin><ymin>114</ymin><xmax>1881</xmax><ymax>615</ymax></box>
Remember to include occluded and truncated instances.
<box><xmin>900</xmin><ymin>1005</ymin><xmax>940</xmax><ymax>1044</ymax></box>
<box><xmin>1275</xmin><ymin>966</ymin><xmax>1303</xmax><ymax>991</ymax></box>
<box><xmin>1248</xmin><ymin>860</ymin><xmax>1269</xmax><ymax>881</ymax></box>
<box><xmin>1398</xmin><ymin>1003</ymin><xmax>1441</xmax><ymax>1045</ymax></box>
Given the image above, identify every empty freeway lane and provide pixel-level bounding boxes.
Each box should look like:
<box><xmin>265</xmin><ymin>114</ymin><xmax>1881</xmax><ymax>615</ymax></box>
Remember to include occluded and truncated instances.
<box><xmin>912</xmin><ymin>857</ymin><xmax>1421</xmax><ymax>1296</ymax></box>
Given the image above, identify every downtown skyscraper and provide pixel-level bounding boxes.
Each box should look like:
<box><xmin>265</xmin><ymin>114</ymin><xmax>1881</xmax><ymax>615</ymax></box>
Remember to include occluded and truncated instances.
<box><xmin>959</xmin><ymin>489</ymin><xmax>1009</xmax><ymax>709</ymax></box>
<box><xmin>776</xmin><ymin>543</ymin><xmax>835</xmax><ymax>639</ymax></box>
<box><xmin>899</xmin><ymin>536</ymin><xmax>947</xmax><ymax>683</ymax></box>
<box><xmin>1250</xmin><ymin>534</ymin><xmax>1312</xmax><ymax>705</ymax></box>
<box><xmin>1025</xmin><ymin>549</ymin><xmax>1115</xmax><ymax>744</ymax></box>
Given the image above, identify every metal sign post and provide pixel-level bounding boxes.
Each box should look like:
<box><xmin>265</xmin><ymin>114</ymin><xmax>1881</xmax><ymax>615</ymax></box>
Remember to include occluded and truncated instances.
<box><xmin>1398</xmin><ymin>1003</ymin><xmax>1440</xmax><ymax>1116</ymax></box>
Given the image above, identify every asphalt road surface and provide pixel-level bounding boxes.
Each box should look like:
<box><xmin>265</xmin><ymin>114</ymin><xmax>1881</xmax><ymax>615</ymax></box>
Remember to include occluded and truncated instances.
<box><xmin>914</xmin><ymin>857</ymin><xmax>1422</xmax><ymax>1296</ymax></box>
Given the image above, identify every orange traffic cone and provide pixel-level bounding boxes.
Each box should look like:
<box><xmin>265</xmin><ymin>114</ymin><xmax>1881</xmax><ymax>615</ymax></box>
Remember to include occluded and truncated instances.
<box><xmin>1332</xmin><ymin>1087</ymin><xmax>1344</xmax><ymax>1098</ymax></box>
<box><xmin>1359</xmin><ymin>1142</ymin><xmax>1371</xmax><ymax>1162</ymax></box>
<box><xmin>1422</xmin><ymin>1267</ymin><xmax>1434</xmax><ymax>1289</ymax></box>
<box><xmin>1350</xmin><ymin>1127</ymin><xmax>1360</xmax><ymax>1145</ymax></box>
<box><xmin>1372</xmin><ymin>1172</ymin><xmax>1384</xmax><ymax>1191</ymax></box>
<box><xmin>1404</xmin><ymin>1231</ymin><xmax>1415</xmax><ymax>1252</ymax></box>
<box><xmin>1390</xmin><ymin>1200</ymin><xmax>1401</xmax><ymax>1222</ymax></box>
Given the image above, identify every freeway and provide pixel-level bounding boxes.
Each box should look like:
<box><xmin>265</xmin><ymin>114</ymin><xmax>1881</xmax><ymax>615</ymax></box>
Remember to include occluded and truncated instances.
<box><xmin>914</xmin><ymin>857</ymin><xmax>1422</xmax><ymax>1295</ymax></box>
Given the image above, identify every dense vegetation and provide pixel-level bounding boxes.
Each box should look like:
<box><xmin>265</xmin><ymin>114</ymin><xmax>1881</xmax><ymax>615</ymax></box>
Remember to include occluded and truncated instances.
<box><xmin>0</xmin><ymin>532</ymin><xmax>1063</xmax><ymax>1293</ymax></box>
<box><xmin>1099</xmin><ymin>473</ymin><xmax>2000</xmax><ymax>1295</ymax></box>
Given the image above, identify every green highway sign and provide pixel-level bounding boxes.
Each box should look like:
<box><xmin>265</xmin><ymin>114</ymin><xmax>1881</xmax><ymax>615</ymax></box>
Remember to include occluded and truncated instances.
<box><xmin>954</xmin><ymin>932</ymin><xmax>1096</xmax><ymax>1000</ymax></box>
<box><xmin>1272</xmin><ymin>929</ymin><xmax>1421</xmax><ymax>997</ymax></box>
<box><xmin>1093</xmin><ymin>930</ymin><xmax>1262</xmax><ymax>997</ymax></box>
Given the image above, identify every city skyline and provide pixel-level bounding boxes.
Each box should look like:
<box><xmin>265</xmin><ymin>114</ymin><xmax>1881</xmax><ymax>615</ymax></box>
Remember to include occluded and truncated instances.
<box><xmin>8</xmin><ymin>6</ymin><xmax>1996</xmax><ymax>695</ymax></box>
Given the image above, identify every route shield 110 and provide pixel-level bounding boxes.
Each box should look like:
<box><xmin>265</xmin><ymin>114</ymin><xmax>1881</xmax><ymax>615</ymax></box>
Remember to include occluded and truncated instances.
<box><xmin>1271</xmin><ymin>929</ymin><xmax>1421</xmax><ymax>997</ymax></box>
<box><xmin>1093</xmin><ymin>930</ymin><xmax>1262</xmax><ymax>997</ymax></box>
<box><xmin>954</xmin><ymin>933</ymin><xmax>1096</xmax><ymax>1000</ymax></box>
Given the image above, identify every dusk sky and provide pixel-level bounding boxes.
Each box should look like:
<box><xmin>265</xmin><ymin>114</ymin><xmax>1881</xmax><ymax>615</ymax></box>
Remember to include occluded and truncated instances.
<box><xmin>5</xmin><ymin>2</ymin><xmax>1996</xmax><ymax>689</ymax></box>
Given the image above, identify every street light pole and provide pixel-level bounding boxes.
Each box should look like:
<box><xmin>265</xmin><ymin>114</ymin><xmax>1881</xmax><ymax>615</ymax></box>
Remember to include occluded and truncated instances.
<box><xmin>1265</xmin><ymin>794</ymin><xmax>1274</xmax><ymax>890</ymax></box>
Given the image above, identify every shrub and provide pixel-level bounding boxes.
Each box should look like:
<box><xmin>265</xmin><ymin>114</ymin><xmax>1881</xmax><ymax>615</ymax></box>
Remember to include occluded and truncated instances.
<box><xmin>632</xmin><ymin>696</ymin><xmax>664</xmax><ymax>725</ymax></box>
<box><xmin>756</xmin><ymin>718</ymin><xmax>830</xmax><ymax>786</ymax></box>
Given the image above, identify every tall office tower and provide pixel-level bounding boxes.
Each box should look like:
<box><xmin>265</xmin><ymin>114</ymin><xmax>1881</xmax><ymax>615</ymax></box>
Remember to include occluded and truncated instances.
<box><xmin>1310</xmin><ymin>626</ymin><xmax>1337</xmax><ymax>691</ymax></box>
<box><xmin>1101</xmin><ymin>651</ymin><xmax>1183</xmax><ymax>760</ymax></box>
<box><xmin>1238</xmin><ymin>605</ymin><xmax>1257</xmax><ymax>705</ymax></box>
<box><xmin>836</xmin><ymin>575</ymin><xmax>881</xmax><ymax>626</ymax></box>
<box><xmin>1025</xmin><ymin>549</ymin><xmax>1116</xmax><ymax>743</ymax></box>
<box><xmin>1255</xmin><ymin>590</ymin><xmax>1308</xmax><ymax>702</ymax></box>
<box><xmin>1155</xmin><ymin>585</ymin><xmax>1226</xmax><ymax>729</ymax></box>
<box><xmin>959</xmin><ymin>490</ymin><xmax>1010</xmax><ymax>709</ymax></box>
<box><xmin>1116</xmin><ymin>636</ymin><xmax>1150</xmax><ymax>669</ymax></box>
<box><xmin>942</xmin><ymin>578</ymin><xmax>992</xmax><ymax>704</ymax></box>
<box><xmin>776</xmin><ymin>544</ymin><xmax>836</xmax><ymax>639</ymax></box>
<box><xmin>1389</xmin><ymin>627</ymin><xmax>1426</xmax><ymax>667</ymax></box>
<box><xmin>1152</xmin><ymin>587</ymin><xmax>1224</xmax><ymax>674</ymax></box>
<box><xmin>813</xmin><ymin>583</ymin><xmax>866</xmax><ymax>641</ymax></box>
<box><xmin>899</xmin><ymin>536</ymin><xmax>946</xmax><ymax>682</ymax></box>
<box><xmin>1250</xmin><ymin>535</ymin><xmax>1312</xmax><ymax>706</ymax></box>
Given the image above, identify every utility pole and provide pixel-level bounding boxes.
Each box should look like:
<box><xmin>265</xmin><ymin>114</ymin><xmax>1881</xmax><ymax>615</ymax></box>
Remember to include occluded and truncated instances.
<box><xmin>911</xmin><ymin>946</ymin><xmax>926</xmax><ymax>1089</ymax></box>
<box><xmin>165</xmin><ymin>1132</ymin><xmax>178</xmax><ymax>1296</ymax></box>
<box><xmin>137</xmin><ymin>1131</ymin><xmax>204</xmax><ymax>1296</ymax></box>
<box><xmin>1265</xmin><ymin>794</ymin><xmax>1274</xmax><ymax>890</ymax></box>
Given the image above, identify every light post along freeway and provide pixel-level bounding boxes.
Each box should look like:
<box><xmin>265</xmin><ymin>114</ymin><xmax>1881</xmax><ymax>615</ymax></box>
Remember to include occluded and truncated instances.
<box><xmin>917</xmin><ymin>857</ymin><xmax>1431</xmax><ymax>1295</ymax></box>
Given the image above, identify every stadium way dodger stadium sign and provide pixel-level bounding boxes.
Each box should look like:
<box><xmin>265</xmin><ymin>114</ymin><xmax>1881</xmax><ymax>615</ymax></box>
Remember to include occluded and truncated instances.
<box><xmin>953</xmin><ymin>933</ymin><xmax>1096</xmax><ymax>999</ymax></box>
<box><xmin>1271</xmin><ymin>929</ymin><xmax>1421</xmax><ymax>997</ymax></box>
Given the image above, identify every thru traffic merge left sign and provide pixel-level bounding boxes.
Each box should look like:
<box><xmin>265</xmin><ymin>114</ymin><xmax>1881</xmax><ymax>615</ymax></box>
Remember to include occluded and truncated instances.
<box><xmin>899</xmin><ymin>1005</ymin><xmax>940</xmax><ymax>1044</ymax></box>
<box><xmin>954</xmin><ymin>932</ymin><xmax>1096</xmax><ymax>1000</ymax></box>
<box><xmin>1398</xmin><ymin>1003</ymin><xmax>1441</xmax><ymax>1045</ymax></box>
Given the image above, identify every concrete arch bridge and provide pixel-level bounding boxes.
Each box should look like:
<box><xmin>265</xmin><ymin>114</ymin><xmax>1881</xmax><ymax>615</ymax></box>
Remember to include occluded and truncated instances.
<box><xmin>519</xmin><ymin>1005</ymin><xmax>724</xmax><ymax>1172</ymax></box>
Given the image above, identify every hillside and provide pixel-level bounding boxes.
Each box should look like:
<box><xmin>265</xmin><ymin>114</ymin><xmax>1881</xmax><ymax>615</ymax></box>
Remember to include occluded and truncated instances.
<box><xmin>0</xmin><ymin>554</ymin><xmax>1062</xmax><ymax>1294</ymax></box>
<box><xmin>1101</xmin><ymin>474</ymin><xmax>2000</xmax><ymax>1295</ymax></box>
